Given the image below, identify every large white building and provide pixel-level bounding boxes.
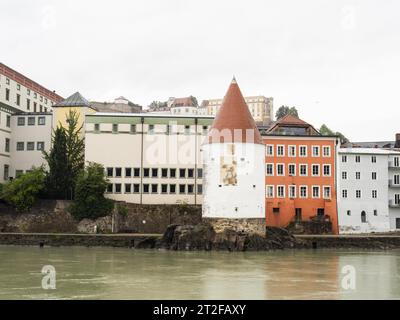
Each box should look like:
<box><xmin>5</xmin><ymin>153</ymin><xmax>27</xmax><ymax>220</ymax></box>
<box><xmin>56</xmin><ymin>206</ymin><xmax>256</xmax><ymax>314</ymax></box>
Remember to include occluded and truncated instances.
<box><xmin>337</xmin><ymin>148</ymin><xmax>400</xmax><ymax>233</ymax></box>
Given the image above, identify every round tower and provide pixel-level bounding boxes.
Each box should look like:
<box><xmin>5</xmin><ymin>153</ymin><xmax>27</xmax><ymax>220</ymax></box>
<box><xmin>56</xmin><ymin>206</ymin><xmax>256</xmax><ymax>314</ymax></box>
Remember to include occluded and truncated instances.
<box><xmin>202</xmin><ymin>78</ymin><xmax>266</xmax><ymax>235</ymax></box>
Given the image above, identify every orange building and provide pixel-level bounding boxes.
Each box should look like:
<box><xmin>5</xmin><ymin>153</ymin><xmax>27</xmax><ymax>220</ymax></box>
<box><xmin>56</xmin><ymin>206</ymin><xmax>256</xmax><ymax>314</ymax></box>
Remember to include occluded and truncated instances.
<box><xmin>261</xmin><ymin>115</ymin><xmax>340</xmax><ymax>234</ymax></box>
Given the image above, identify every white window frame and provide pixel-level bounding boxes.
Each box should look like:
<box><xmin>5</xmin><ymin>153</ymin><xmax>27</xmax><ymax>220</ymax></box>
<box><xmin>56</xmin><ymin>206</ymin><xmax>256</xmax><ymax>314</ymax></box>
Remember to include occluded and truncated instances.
<box><xmin>342</xmin><ymin>171</ymin><xmax>347</xmax><ymax>180</ymax></box>
<box><xmin>372</xmin><ymin>190</ymin><xmax>377</xmax><ymax>199</ymax></box>
<box><xmin>277</xmin><ymin>185</ymin><xmax>285</xmax><ymax>198</ymax></box>
<box><xmin>299</xmin><ymin>145</ymin><xmax>307</xmax><ymax>157</ymax></box>
<box><xmin>356</xmin><ymin>190</ymin><xmax>361</xmax><ymax>198</ymax></box>
<box><xmin>323</xmin><ymin>186</ymin><xmax>331</xmax><ymax>199</ymax></box>
<box><xmin>323</xmin><ymin>164</ymin><xmax>331</xmax><ymax>177</ymax></box>
<box><xmin>266</xmin><ymin>185</ymin><xmax>274</xmax><ymax>198</ymax></box>
<box><xmin>266</xmin><ymin>144</ymin><xmax>274</xmax><ymax>156</ymax></box>
<box><xmin>312</xmin><ymin>145</ymin><xmax>320</xmax><ymax>157</ymax></box>
<box><xmin>312</xmin><ymin>185</ymin><xmax>320</xmax><ymax>199</ymax></box>
<box><xmin>277</xmin><ymin>145</ymin><xmax>285</xmax><ymax>157</ymax></box>
<box><xmin>299</xmin><ymin>185</ymin><xmax>308</xmax><ymax>198</ymax></box>
<box><xmin>288</xmin><ymin>185</ymin><xmax>296</xmax><ymax>198</ymax></box>
<box><xmin>288</xmin><ymin>163</ymin><xmax>296</xmax><ymax>176</ymax></box>
<box><xmin>288</xmin><ymin>145</ymin><xmax>296</xmax><ymax>157</ymax></box>
<box><xmin>266</xmin><ymin>163</ymin><xmax>274</xmax><ymax>176</ymax></box>
<box><xmin>299</xmin><ymin>164</ymin><xmax>308</xmax><ymax>176</ymax></box>
<box><xmin>276</xmin><ymin>163</ymin><xmax>285</xmax><ymax>176</ymax></box>
<box><xmin>312</xmin><ymin>164</ymin><xmax>320</xmax><ymax>177</ymax></box>
<box><xmin>322</xmin><ymin>145</ymin><xmax>331</xmax><ymax>157</ymax></box>
<box><xmin>342</xmin><ymin>189</ymin><xmax>348</xmax><ymax>198</ymax></box>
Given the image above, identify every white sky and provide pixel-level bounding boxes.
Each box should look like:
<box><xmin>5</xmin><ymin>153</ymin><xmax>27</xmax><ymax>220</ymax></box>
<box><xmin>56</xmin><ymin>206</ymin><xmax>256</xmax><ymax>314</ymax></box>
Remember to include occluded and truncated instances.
<box><xmin>1</xmin><ymin>0</ymin><xmax>399</xmax><ymax>141</ymax></box>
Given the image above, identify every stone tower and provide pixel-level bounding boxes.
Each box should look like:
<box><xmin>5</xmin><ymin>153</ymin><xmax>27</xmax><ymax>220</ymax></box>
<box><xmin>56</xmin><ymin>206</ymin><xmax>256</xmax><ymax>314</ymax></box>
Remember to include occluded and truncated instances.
<box><xmin>202</xmin><ymin>78</ymin><xmax>266</xmax><ymax>235</ymax></box>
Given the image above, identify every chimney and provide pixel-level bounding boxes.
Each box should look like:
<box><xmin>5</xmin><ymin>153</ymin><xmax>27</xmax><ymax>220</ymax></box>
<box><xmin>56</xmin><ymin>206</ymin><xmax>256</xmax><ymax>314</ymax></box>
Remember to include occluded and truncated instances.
<box><xmin>395</xmin><ymin>133</ymin><xmax>400</xmax><ymax>148</ymax></box>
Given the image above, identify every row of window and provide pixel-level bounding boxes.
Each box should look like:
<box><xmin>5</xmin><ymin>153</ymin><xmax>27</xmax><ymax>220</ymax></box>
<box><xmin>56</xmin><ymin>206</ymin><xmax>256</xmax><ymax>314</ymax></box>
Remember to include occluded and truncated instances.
<box><xmin>94</xmin><ymin>123</ymin><xmax>210</xmax><ymax>135</ymax></box>
<box><xmin>17</xmin><ymin>116</ymin><xmax>46</xmax><ymax>126</ymax></box>
<box><xmin>345</xmin><ymin>210</ymin><xmax>378</xmax><ymax>219</ymax></box>
<box><xmin>266</xmin><ymin>185</ymin><xmax>332</xmax><ymax>199</ymax></box>
<box><xmin>266</xmin><ymin>144</ymin><xmax>331</xmax><ymax>157</ymax></box>
<box><xmin>266</xmin><ymin>163</ymin><xmax>331</xmax><ymax>177</ymax></box>
<box><xmin>2</xmin><ymin>78</ymin><xmax>52</xmax><ymax>104</ymax></box>
<box><xmin>106</xmin><ymin>183</ymin><xmax>203</xmax><ymax>195</ymax></box>
<box><xmin>16</xmin><ymin>141</ymin><xmax>45</xmax><ymax>151</ymax></box>
<box><xmin>106</xmin><ymin>167</ymin><xmax>203</xmax><ymax>179</ymax></box>
<box><xmin>341</xmin><ymin>189</ymin><xmax>379</xmax><ymax>199</ymax></box>
<box><xmin>341</xmin><ymin>155</ymin><xmax>400</xmax><ymax>166</ymax></box>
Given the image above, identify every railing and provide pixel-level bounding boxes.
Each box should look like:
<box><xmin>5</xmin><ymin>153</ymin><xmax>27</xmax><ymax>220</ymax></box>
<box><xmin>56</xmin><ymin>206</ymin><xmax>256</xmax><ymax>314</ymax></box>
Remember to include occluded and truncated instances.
<box><xmin>389</xmin><ymin>161</ymin><xmax>400</xmax><ymax>169</ymax></box>
<box><xmin>389</xmin><ymin>200</ymin><xmax>400</xmax><ymax>208</ymax></box>
<box><xmin>389</xmin><ymin>180</ymin><xmax>400</xmax><ymax>187</ymax></box>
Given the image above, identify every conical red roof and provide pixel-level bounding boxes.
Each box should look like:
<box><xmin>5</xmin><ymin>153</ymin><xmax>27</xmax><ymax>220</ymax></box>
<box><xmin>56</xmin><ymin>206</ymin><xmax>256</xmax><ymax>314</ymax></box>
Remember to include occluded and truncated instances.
<box><xmin>206</xmin><ymin>78</ymin><xmax>263</xmax><ymax>144</ymax></box>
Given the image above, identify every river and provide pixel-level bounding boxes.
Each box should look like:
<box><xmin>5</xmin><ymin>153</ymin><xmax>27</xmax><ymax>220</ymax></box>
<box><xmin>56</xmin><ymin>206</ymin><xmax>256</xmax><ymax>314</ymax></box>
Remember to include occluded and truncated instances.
<box><xmin>0</xmin><ymin>246</ymin><xmax>399</xmax><ymax>299</ymax></box>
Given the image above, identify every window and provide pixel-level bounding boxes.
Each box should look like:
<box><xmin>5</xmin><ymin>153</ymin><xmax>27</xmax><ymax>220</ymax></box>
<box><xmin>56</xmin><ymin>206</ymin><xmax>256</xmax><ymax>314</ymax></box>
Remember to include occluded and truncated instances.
<box><xmin>312</xmin><ymin>146</ymin><xmax>320</xmax><ymax>157</ymax></box>
<box><xmin>115</xmin><ymin>167</ymin><xmax>122</xmax><ymax>177</ymax></box>
<box><xmin>187</xmin><ymin>168</ymin><xmax>194</xmax><ymax>178</ymax></box>
<box><xmin>179</xmin><ymin>169</ymin><xmax>186</xmax><ymax>178</ymax></box>
<box><xmin>161</xmin><ymin>168</ymin><xmax>168</xmax><ymax>178</ymax></box>
<box><xmin>276</xmin><ymin>164</ymin><xmax>284</xmax><ymax>176</ymax></box>
<box><xmin>288</xmin><ymin>164</ymin><xmax>296</xmax><ymax>176</ymax></box>
<box><xmin>361</xmin><ymin>211</ymin><xmax>367</xmax><ymax>223</ymax></box>
<box><xmin>288</xmin><ymin>145</ymin><xmax>296</xmax><ymax>157</ymax></box>
<box><xmin>34</xmin><ymin>102</ymin><xmax>37</xmax><ymax>112</ymax></box>
<box><xmin>372</xmin><ymin>172</ymin><xmax>377</xmax><ymax>180</ymax></box>
<box><xmin>372</xmin><ymin>190</ymin><xmax>377</xmax><ymax>199</ymax></box>
<box><xmin>5</xmin><ymin>78</ymin><xmax>10</xmax><ymax>85</ymax></box>
<box><xmin>184</xmin><ymin>125</ymin><xmax>190</xmax><ymax>134</ymax></box>
<box><xmin>312</xmin><ymin>164</ymin><xmax>320</xmax><ymax>176</ymax></box>
<box><xmin>106</xmin><ymin>167</ymin><xmax>113</xmax><ymax>177</ymax></box>
<box><xmin>133</xmin><ymin>184</ymin><xmax>140</xmax><ymax>193</ymax></box>
<box><xmin>323</xmin><ymin>165</ymin><xmax>331</xmax><ymax>176</ymax></box>
<box><xmin>179</xmin><ymin>184</ymin><xmax>186</xmax><ymax>194</ymax></box>
<box><xmin>5</xmin><ymin>88</ymin><xmax>10</xmax><ymax>101</ymax></box>
<box><xmin>197</xmin><ymin>184</ymin><xmax>203</xmax><ymax>194</ymax></box>
<box><xmin>188</xmin><ymin>184</ymin><xmax>194</xmax><ymax>194</ymax></box>
<box><xmin>143</xmin><ymin>184</ymin><xmax>150</xmax><ymax>193</ymax></box>
<box><xmin>356</xmin><ymin>172</ymin><xmax>361</xmax><ymax>180</ymax></box>
<box><xmin>374</xmin><ymin>210</ymin><xmax>378</xmax><ymax>216</ymax></box>
<box><xmin>38</xmin><ymin>117</ymin><xmax>45</xmax><ymax>125</ymax></box>
<box><xmin>300</xmin><ymin>186</ymin><xmax>308</xmax><ymax>198</ymax></box>
<box><xmin>342</xmin><ymin>171</ymin><xmax>347</xmax><ymax>180</ymax></box>
<box><xmin>133</xmin><ymin>168</ymin><xmax>140</xmax><ymax>177</ymax></box>
<box><xmin>323</xmin><ymin>146</ymin><xmax>331</xmax><ymax>157</ymax></box>
<box><xmin>299</xmin><ymin>164</ymin><xmax>307</xmax><ymax>176</ymax></box>
<box><xmin>299</xmin><ymin>146</ymin><xmax>307</xmax><ymax>157</ymax></box>
<box><xmin>266</xmin><ymin>185</ymin><xmax>274</xmax><ymax>198</ymax></box>
<box><xmin>125</xmin><ymin>184</ymin><xmax>131</xmax><ymax>193</ymax></box>
<box><xmin>3</xmin><ymin>165</ymin><xmax>9</xmax><ymax>181</ymax></box>
<box><xmin>125</xmin><ymin>168</ymin><xmax>132</xmax><ymax>177</ymax></box>
<box><xmin>323</xmin><ymin>186</ymin><xmax>331</xmax><ymax>199</ymax></box>
<box><xmin>289</xmin><ymin>185</ymin><xmax>296</xmax><ymax>198</ymax></box>
<box><xmin>94</xmin><ymin>123</ymin><xmax>100</xmax><ymax>132</ymax></box>
<box><xmin>197</xmin><ymin>168</ymin><xmax>203</xmax><ymax>178</ymax></box>
<box><xmin>115</xmin><ymin>183</ymin><xmax>122</xmax><ymax>193</ymax></box>
<box><xmin>28</xmin><ymin>117</ymin><xmax>35</xmax><ymax>126</ymax></box>
<box><xmin>342</xmin><ymin>189</ymin><xmax>348</xmax><ymax>198</ymax></box>
<box><xmin>394</xmin><ymin>174</ymin><xmax>400</xmax><ymax>185</ymax></box>
<box><xmin>15</xmin><ymin>170</ymin><xmax>23</xmax><ymax>178</ymax></box>
<box><xmin>6</xmin><ymin>115</ymin><xmax>10</xmax><ymax>127</ymax></box>
<box><xmin>16</xmin><ymin>84</ymin><xmax>20</xmax><ymax>90</ymax></box>
<box><xmin>151</xmin><ymin>184</ymin><xmax>158</xmax><ymax>193</ymax></box>
<box><xmin>355</xmin><ymin>155</ymin><xmax>361</xmax><ymax>163</ymax></box>
<box><xmin>27</xmin><ymin>142</ymin><xmax>35</xmax><ymax>151</ymax></box>
<box><xmin>312</xmin><ymin>186</ymin><xmax>320</xmax><ymax>198</ymax></box>
<box><xmin>161</xmin><ymin>184</ymin><xmax>168</xmax><ymax>194</ymax></box>
<box><xmin>266</xmin><ymin>145</ymin><xmax>274</xmax><ymax>156</ymax></box>
<box><xmin>5</xmin><ymin>138</ymin><xmax>10</xmax><ymax>153</ymax></box>
<box><xmin>277</xmin><ymin>185</ymin><xmax>285</xmax><ymax>198</ymax></box>
<box><xmin>347</xmin><ymin>210</ymin><xmax>351</xmax><ymax>216</ymax></box>
<box><xmin>34</xmin><ymin>92</ymin><xmax>37</xmax><ymax>98</ymax></box>
<box><xmin>151</xmin><ymin>168</ymin><xmax>158</xmax><ymax>178</ymax></box>
<box><xmin>148</xmin><ymin>124</ymin><xmax>154</xmax><ymax>134</ymax></box>
<box><xmin>106</xmin><ymin>184</ymin><xmax>113</xmax><ymax>193</ymax></box>
<box><xmin>266</xmin><ymin>164</ymin><xmax>274</xmax><ymax>176</ymax></box>
<box><xmin>273</xmin><ymin>207</ymin><xmax>280</xmax><ymax>214</ymax></box>
<box><xmin>17</xmin><ymin>117</ymin><xmax>25</xmax><ymax>126</ymax></box>
<box><xmin>277</xmin><ymin>145</ymin><xmax>284</xmax><ymax>156</ymax></box>
<box><xmin>169</xmin><ymin>184</ymin><xmax>176</xmax><ymax>194</ymax></box>
<box><xmin>112</xmin><ymin>124</ymin><xmax>118</xmax><ymax>133</ymax></box>
<box><xmin>356</xmin><ymin>190</ymin><xmax>361</xmax><ymax>198</ymax></box>
<box><xmin>26</xmin><ymin>99</ymin><xmax>31</xmax><ymax>110</ymax></box>
<box><xmin>342</xmin><ymin>155</ymin><xmax>347</xmax><ymax>163</ymax></box>
<box><xmin>371</xmin><ymin>156</ymin><xmax>376</xmax><ymax>163</ymax></box>
<box><xmin>130</xmin><ymin>124</ymin><xmax>136</xmax><ymax>133</ymax></box>
<box><xmin>202</xmin><ymin>126</ymin><xmax>208</xmax><ymax>135</ymax></box>
<box><xmin>27</xmin><ymin>89</ymin><xmax>31</xmax><ymax>96</ymax></box>
<box><xmin>394</xmin><ymin>157</ymin><xmax>400</xmax><ymax>167</ymax></box>
<box><xmin>16</xmin><ymin>94</ymin><xmax>20</xmax><ymax>106</ymax></box>
<box><xmin>16</xmin><ymin>142</ymin><xmax>24</xmax><ymax>151</ymax></box>
<box><xmin>143</xmin><ymin>168</ymin><xmax>150</xmax><ymax>177</ymax></box>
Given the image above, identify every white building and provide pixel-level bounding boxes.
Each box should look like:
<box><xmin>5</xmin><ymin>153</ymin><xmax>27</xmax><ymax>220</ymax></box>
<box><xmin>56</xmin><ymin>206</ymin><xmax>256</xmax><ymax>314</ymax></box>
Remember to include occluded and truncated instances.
<box><xmin>337</xmin><ymin>148</ymin><xmax>400</xmax><ymax>233</ymax></box>
<box><xmin>202</xmin><ymin>79</ymin><xmax>266</xmax><ymax>235</ymax></box>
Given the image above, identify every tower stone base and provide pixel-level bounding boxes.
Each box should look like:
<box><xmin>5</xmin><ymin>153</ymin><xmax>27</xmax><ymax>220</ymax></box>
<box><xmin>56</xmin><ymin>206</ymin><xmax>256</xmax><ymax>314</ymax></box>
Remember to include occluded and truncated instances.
<box><xmin>203</xmin><ymin>218</ymin><xmax>266</xmax><ymax>236</ymax></box>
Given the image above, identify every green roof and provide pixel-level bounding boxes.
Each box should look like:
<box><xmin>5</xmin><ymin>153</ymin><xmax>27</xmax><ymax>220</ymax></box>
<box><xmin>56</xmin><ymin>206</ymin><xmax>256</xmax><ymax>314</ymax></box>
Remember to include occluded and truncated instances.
<box><xmin>53</xmin><ymin>92</ymin><xmax>91</xmax><ymax>107</ymax></box>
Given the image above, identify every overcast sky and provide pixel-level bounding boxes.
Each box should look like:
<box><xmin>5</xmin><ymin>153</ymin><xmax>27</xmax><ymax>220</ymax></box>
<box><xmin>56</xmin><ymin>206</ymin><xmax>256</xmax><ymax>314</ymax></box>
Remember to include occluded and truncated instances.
<box><xmin>1</xmin><ymin>0</ymin><xmax>399</xmax><ymax>141</ymax></box>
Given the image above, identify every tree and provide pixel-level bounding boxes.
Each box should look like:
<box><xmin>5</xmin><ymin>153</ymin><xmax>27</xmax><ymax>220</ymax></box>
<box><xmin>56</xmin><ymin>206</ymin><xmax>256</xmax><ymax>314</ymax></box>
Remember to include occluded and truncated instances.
<box><xmin>43</xmin><ymin>126</ymin><xmax>69</xmax><ymax>199</ymax></box>
<box><xmin>69</xmin><ymin>162</ymin><xmax>114</xmax><ymax>220</ymax></box>
<box><xmin>275</xmin><ymin>106</ymin><xmax>299</xmax><ymax>120</ymax></box>
<box><xmin>319</xmin><ymin>124</ymin><xmax>349</xmax><ymax>144</ymax></box>
<box><xmin>43</xmin><ymin>110</ymin><xmax>85</xmax><ymax>199</ymax></box>
<box><xmin>1</xmin><ymin>167</ymin><xmax>46</xmax><ymax>211</ymax></box>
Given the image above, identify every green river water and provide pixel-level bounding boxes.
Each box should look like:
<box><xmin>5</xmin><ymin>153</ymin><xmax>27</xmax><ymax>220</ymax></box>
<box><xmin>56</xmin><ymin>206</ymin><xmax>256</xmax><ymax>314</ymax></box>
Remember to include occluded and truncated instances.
<box><xmin>0</xmin><ymin>246</ymin><xmax>399</xmax><ymax>299</ymax></box>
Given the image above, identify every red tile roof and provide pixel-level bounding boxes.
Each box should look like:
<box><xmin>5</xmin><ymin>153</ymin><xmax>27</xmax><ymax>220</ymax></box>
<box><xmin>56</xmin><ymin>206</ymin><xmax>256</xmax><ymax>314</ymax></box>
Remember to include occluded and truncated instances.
<box><xmin>206</xmin><ymin>78</ymin><xmax>263</xmax><ymax>144</ymax></box>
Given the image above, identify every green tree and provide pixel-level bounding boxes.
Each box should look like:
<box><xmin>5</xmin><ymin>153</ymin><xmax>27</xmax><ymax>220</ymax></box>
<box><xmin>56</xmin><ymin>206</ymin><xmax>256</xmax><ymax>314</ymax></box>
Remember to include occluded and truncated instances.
<box><xmin>43</xmin><ymin>126</ymin><xmax>69</xmax><ymax>199</ymax></box>
<box><xmin>69</xmin><ymin>162</ymin><xmax>113</xmax><ymax>220</ymax></box>
<box><xmin>319</xmin><ymin>124</ymin><xmax>349</xmax><ymax>144</ymax></box>
<box><xmin>1</xmin><ymin>167</ymin><xmax>46</xmax><ymax>211</ymax></box>
<box><xmin>275</xmin><ymin>106</ymin><xmax>299</xmax><ymax>120</ymax></box>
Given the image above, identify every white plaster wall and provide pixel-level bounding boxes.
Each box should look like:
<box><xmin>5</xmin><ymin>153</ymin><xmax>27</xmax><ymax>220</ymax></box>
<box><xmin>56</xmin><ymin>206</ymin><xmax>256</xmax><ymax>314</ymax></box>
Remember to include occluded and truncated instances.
<box><xmin>0</xmin><ymin>111</ymin><xmax>12</xmax><ymax>182</ymax></box>
<box><xmin>337</xmin><ymin>151</ymin><xmax>390</xmax><ymax>234</ymax></box>
<box><xmin>388</xmin><ymin>153</ymin><xmax>400</xmax><ymax>229</ymax></box>
<box><xmin>202</xmin><ymin>142</ymin><xmax>265</xmax><ymax>218</ymax></box>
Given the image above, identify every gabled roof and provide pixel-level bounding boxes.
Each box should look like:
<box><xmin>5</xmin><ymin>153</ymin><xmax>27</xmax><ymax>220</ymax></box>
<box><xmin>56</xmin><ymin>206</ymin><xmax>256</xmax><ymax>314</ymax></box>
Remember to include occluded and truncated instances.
<box><xmin>266</xmin><ymin>114</ymin><xmax>320</xmax><ymax>135</ymax></box>
<box><xmin>206</xmin><ymin>78</ymin><xmax>263</xmax><ymax>144</ymax></box>
<box><xmin>53</xmin><ymin>92</ymin><xmax>91</xmax><ymax>108</ymax></box>
<box><xmin>171</xmin><ymin>97</ymin><xmax>195</xmax><ymax>107</ymax></box>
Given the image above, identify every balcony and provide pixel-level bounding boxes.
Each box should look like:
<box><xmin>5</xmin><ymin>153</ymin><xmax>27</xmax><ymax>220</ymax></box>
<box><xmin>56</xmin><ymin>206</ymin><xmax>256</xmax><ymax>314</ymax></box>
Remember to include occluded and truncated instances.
<box><xmin>389</xmin><ymin>200</ymin><xmax>400</xmax><ymax>208</ymax></box>
<box><xmin>388</xmin><ymin>161</ymin><xmax>400</xmax><ymax>169</ymax></box>
<box><xmin>388</xmin><ymin>180</ymin><xmax>400</xmax><ymax>187</ymax></box>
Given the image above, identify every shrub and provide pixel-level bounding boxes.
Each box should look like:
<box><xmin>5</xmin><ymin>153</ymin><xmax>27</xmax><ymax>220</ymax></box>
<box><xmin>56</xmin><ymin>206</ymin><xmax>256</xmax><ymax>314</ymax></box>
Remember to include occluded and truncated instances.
<box><xmin>117</xmin><ymin>204</ymin><xmax>129</xmax><ymax>217</ymax></box>
<box><xmin>1</xmin><ymin>167</ymin><xmax>46</xmax><ymax>211</ymax></box>
<box><xmin>69</xmin><ymin>162</ymin><xmax>113</xmax><ymax>220</ymax></box>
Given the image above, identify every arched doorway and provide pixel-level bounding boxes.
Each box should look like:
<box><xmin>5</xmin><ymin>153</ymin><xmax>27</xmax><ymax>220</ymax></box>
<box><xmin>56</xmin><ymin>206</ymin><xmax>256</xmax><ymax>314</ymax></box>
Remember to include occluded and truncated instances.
<box><xmin>361</xmin><ymin>211</ymin><xmax>367</xmax><ymax>223</ymax></box>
